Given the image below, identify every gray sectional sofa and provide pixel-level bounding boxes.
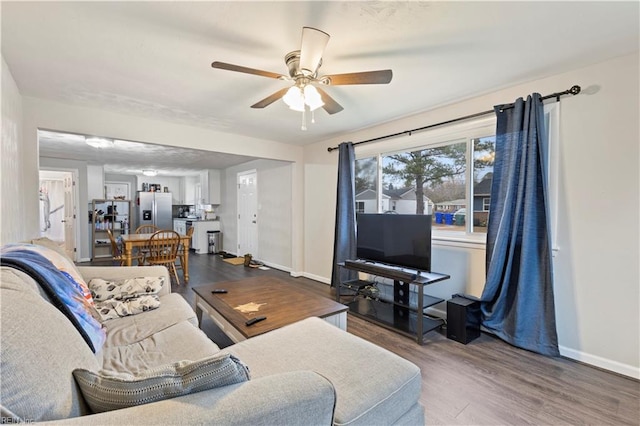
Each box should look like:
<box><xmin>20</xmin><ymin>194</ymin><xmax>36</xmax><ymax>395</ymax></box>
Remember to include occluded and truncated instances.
<box><xmin>0</xmin><ymin>240</ymin><xmax>424</xmax><ymax>425</ymax></box>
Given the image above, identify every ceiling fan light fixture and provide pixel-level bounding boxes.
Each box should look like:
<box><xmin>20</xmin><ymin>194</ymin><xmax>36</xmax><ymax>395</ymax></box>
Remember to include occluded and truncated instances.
<box><xmin>303</xmin><ymin>85</ymin><xmax>324</xmax><ymax>111</ymax></box>
<box><xmin>142</xmin><ymin>169</ymin><xmax>158</xmax><ymax>177</ymax></box>
<box><xmin>85</xmin><ymin>136</ymin><xmax>114</xmax><ymax>149</ymax></box>
<box><xmin>283</xmin><ymin>86</ymin><xmax>305</xmax><ymax>111</ymax></box>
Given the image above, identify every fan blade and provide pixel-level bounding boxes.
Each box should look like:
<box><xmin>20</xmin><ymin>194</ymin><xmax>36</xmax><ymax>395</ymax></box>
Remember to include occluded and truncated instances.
<box><xmin>323</xmin><ymin>70</ymin><xmax>393</xmax><ymax>85</ymax></box>
<box><xmin>316</xmin><ymin>87</ymin><xmax>344</xmax><ymax>115</ymax></box>
<box><xmin>299</xmin><ymin>27</ymin><xmax>330</xmax><ymax>75</ymax></box>
<box><xmin>211</xmin><ymin>61</ymin><xmax>284</xmax><ymax>80</ymax></box>
<box><xmin>250</xmin><ymin>88</ymin><xmax>290</xmax><ymax>109</ymax></box>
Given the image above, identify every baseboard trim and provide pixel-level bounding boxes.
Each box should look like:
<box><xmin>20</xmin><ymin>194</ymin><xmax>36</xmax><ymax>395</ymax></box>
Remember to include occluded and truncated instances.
<box><xmin>261</xmin><ymin>261</ymin><xmax>290</xmax><ymax>273</ymax></box>
<box><xmin>301</xmin><ymin>272</ymin><xmax>331</xmax><ymax>285</ymax></box>
<box><xmin>559</xmin><ymin>345</ymin><xmax>640</xmax><ymax>379</ymax></box>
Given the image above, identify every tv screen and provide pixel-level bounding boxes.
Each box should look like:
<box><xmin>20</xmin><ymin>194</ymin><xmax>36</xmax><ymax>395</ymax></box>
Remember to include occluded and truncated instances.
<box><xmin>356</xmin><ymin>213</ymin><xmax>432</xmax><ymax>272</ymax></box>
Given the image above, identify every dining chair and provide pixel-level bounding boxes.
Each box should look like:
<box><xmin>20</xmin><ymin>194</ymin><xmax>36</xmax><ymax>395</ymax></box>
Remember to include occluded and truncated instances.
<box><xmin>175</xmin><ymin>226</ymin><xmax>194</xmax><ymax>276</ymax></box>
<box><xmin>134</xmin><ymin>225</ymin><xmax>160</xmax><ymax>264</ymax></box>
<box><xmin>135</xmin><ymin>225</ymin><xmax>160</xmax><ymax>234</ymax></box>
<box><xmin>106</xmin><ymin>229</ymin><xmax>143</xmax><ymax>266</ymax></box>
<box><xmin>145</xmin><ymin>230</ymin><xmax>181</xmax><ymax>285</ymax></box>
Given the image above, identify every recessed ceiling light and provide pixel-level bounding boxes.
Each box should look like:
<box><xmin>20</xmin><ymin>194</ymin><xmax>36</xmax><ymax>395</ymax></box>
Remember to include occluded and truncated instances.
<box><xmin>142</xmin><ymin>170</ymin><xmax>158</xmax><ymax>177</ymax></box>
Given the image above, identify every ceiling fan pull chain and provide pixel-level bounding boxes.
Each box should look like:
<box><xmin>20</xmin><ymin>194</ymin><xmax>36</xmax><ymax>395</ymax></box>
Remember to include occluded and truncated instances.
<box><xmin>311</xmin><ymin>109</ymin><xmax>316</xmax><ymax>124</ymax></box>
<box><xmin>301</xmin><ymin>108</ymin><xmax>307</xmax><ymax>131</ymax></box>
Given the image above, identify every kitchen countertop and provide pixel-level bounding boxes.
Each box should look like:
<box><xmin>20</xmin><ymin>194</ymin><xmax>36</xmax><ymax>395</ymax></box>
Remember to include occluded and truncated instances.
<box><xmin>173</xmin><ymin>218</ymin><xmax>219</xmax><ymax>222</ymax></box>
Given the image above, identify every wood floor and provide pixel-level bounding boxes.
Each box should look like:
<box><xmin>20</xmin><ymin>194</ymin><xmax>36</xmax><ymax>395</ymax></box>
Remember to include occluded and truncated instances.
<box><xmin>127</xmin><ymin>253</ymin><xmax>640</xmax><ymax>425</ymax></box>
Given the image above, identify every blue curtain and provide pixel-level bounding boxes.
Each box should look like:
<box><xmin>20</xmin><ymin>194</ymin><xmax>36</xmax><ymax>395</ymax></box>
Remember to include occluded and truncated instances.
<box><xmin>481</xmin><ymin>93</ymin><xmax>560</xmax><ymax>356</ymax></box>
<box><xmin>331</xmin><ymin>142</ymin><xmax>358</xmax><ymax>288</ymax></box>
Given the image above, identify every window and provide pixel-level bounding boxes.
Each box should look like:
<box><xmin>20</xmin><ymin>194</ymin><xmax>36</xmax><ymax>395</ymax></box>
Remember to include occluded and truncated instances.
<box><xmin>354</xmin><ymin>119</ymin><xmax>495</xmax><ymax>238</ymax></box>
<box><xmin>354</xmin><ymin>156</ymin><xmax>378</xmax><ymax>213</ymax></box>
<box><xmin>470</xmin><ymin>136</ymin><xmax>496</xmax><ymax>233</ymax></box>
<box><xmin>354</xmin><ymin>105</ymin><xmax>557</xmax><ymax>245</ymax></box>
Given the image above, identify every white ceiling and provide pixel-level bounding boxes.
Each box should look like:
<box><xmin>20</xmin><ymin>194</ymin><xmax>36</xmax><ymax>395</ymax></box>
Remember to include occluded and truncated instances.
<box><xmin>2</xmin><ymin>1</ymin><xmax>638</xmax><ymax>175</ymax></box>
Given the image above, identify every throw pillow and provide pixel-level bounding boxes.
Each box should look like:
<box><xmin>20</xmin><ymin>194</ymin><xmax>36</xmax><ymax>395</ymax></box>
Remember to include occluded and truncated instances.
<box><xmin>88</xmin><ymin>277</ymin><xmax>164</xmax><ymax>302</ymax></box>
<box><xmin>73</xmin><ymin>353</ymin><xmax>251</xmax><ymax>413</ymax></box>
<box><xmin>94</xmin><ymin>295</ymin><xmax>161</xmax><ymax>321</ymax></box>
<box><xmin>26</xmin><ymin>239</ymin><xmax>95</xmax><ymax>306</ymax></box>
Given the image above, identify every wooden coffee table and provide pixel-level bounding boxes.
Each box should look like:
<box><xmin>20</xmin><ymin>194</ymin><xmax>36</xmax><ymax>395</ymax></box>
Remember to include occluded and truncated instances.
<box><xmin>192</xmin><ymin>276</ymin><xmax>348</xmax><ymax>342</ymax></box>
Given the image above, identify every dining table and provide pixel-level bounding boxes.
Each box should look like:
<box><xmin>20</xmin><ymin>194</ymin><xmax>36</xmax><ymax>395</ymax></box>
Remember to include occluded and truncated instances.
<box><xmin>120</xmin><ymin>232</ymin><xmax>192</xmax><ymax>282</ymax></box>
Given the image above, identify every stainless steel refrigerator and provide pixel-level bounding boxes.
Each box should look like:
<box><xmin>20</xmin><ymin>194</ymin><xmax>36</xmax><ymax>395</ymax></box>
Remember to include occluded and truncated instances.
<box><xmin>135</xmin><ymin>191</ymin><xmax>173</xmax><ymax>231</ymax></box>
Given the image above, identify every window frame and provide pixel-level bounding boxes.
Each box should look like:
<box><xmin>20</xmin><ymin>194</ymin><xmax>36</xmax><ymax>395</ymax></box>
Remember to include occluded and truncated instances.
<box><xmin>355</xmin><ymin>116</ymin><xmax>496</xmax><ymax>245</ymax></box>
<box><xmin>354</xmin><ymin>105</ymin><xmax>559</xmax><ymax>251</ymax></box>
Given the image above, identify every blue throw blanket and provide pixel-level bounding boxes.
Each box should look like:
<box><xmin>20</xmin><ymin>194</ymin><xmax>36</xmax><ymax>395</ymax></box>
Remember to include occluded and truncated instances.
<box><xmin>1</xmin><ymin>249</ymin><xmax>106</xmax><ymax>353</ymax></box>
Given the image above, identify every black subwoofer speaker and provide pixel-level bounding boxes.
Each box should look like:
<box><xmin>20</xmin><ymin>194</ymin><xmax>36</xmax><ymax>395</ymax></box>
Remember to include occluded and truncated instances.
<box><xmin>446</xmin><ymin>296</ymin><xmax>481</xmax><ymax>344</ymax></box>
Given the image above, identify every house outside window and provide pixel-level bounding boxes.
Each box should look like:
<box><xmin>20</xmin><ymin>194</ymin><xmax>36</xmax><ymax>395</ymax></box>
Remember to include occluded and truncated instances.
<box><xmin>356</xmin><ymin>201</ymin><xmax>365</xmax><ymax>213</ymax></box>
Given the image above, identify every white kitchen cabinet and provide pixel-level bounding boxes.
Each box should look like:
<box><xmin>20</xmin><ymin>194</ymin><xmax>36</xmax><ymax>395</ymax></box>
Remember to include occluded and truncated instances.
<box><xmin>192</xmin><ymin>220</ymin><xmax>220</xmax><ymax>254</ymax></box>
<box><xmin>173</xmin><ymin>219</ymin><xmax>187</xmax><ymax>235</ymax></box>
<box><xmin>182</xmin><ymin>176</ymin><xmax>199</xmax><ymax>205</ymax></box>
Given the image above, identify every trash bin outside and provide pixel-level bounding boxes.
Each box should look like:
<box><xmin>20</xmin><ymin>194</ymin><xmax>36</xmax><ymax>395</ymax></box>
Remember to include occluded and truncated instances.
<box><xmin>207</xmin><ymin>230</ymin><xmax>221</xmax><ymax>254</ymax></box>
<box><xmin>455</xmin><ymin>213</ymin><xmax>465</xmax><ymax>226</ymax></box>
<box><xmin>444</xmin><ymin>213</ymin><xmax>454</xmax><ymax>225</ymax></box>
<box><xmin>435</xmin><ymin>212</ymin><xmax>443</xmax><ymax>224</ymax></box>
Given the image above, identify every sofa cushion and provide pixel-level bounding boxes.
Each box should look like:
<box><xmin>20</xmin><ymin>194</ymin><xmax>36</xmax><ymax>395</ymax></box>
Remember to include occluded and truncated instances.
<box><xmin>224</xmin><ymin>317</ymin><xmax>422</xmax><ymax>426</ymax></box>
<box><xmin>73</xmin><ymin>353</ymin><xmax>250</xmax><ymax>413</ymax></box>
<box><xmin>0</xmin><ymin>267</ymin><xmax>100</xmax><ymax>422</ymax></box>
<box><xmin>100</xmin><ymin>320</ymin><xmax>220</xmax><ymax>374</ymax></box>
<box><xmin>99</xmin><ymin>293</ymin><xmax>199</xmax><ymax>348</ymax></box>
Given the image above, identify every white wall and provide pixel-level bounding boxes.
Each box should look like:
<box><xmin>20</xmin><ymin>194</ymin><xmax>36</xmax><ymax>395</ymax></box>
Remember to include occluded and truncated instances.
<box><xmin>218</xmin><ymin>159</ymin><xmax>293</xmax><ymax>271</ymax></box>
<box><xmin>303</xmin><ymin>53</ymin><xmax>639</xmax><ymax>378</ymax></box>
<box><xmin>17</xmin><ymin>97</ymin><xmax>305</xmax><ymax>271</ymax></box>
<box><xmin>1</xmin><ymin>57</ymin><xmax>27</xmax><ymax>244</ymax></box>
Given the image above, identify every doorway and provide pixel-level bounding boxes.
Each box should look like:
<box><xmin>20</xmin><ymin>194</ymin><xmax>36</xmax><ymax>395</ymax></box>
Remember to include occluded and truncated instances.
<box><xmin>39</xmin><ymin>169</ymin><xmax>79</xmax><ymax>261</ymax></box>
<box><xmin>237</xmin><ymin>170</ymin><xmax>258</xmax><ymax>258</ymax></box>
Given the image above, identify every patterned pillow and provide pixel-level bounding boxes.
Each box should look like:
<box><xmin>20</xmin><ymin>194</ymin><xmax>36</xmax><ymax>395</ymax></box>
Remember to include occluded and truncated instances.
<box><xmin>94</xmin><ymin>295</ymin><xmax>161</xmax><ymax>321</ymax></box>
<box><xmin>73</xmin><ymin>354</ymin><xmax>251</xmax><ymax>413</ymax></box>
<box><xmin>88</xmin><ymin>277</ymin><xmax>164</xmax><ymax>302</ymax></box>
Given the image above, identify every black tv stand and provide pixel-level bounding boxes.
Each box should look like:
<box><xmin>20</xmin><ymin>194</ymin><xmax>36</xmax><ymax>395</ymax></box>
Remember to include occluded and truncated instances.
<box><xmin>337</xmin><ymin>260</ymin><xmax>450</xmax><ymax>345</ymax></box>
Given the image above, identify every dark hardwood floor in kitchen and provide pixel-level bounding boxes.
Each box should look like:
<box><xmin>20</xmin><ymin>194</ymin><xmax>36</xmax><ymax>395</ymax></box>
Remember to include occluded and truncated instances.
<box><xmin>90</xmin><ymin>253</ymin><xmax>640</xmax><ymax>425</ymax></box>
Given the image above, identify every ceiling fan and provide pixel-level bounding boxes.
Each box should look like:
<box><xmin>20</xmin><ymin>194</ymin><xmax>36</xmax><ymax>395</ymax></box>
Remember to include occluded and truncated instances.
<box><xmin>211</xmin><ymin>27</ymin><xmax>393</xmax><ymax>121</ymax></box>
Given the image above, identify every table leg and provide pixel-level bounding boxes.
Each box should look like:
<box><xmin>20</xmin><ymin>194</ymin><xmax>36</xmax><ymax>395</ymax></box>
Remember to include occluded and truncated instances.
<box><xmin>123</xmin><ymin>243</ymin><xmax>133</xmax><ymax>267</ymax></box>
<box><xmin>183</xmin><ymin>247</ymin><xmax>189</xmax><ymax>282</ymax></box>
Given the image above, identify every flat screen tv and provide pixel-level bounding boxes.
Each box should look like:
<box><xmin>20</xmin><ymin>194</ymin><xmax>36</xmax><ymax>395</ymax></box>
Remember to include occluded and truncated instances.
<box><xmin>356</xmin><ymin>213</ymin><xmax>432</xmax><ymax>272</ymax></box>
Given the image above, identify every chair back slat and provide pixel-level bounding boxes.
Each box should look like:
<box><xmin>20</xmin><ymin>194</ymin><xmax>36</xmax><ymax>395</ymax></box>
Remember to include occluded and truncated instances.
<box><xmin>136</xmin><ymin>225</ymin><xmax>160</xmax><ymax>234</ymax></box>
<box><xmin>147</xmin><ymin>230</ymin><xmax>180</xmax><ymax>263</ymax></box>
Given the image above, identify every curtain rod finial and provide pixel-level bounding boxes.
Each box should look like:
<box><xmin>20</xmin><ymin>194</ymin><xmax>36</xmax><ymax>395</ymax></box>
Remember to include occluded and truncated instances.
<box><xmin>569</xmin><ymin>85</ymin><xmax>581</xmax><ymax>95</ymax></box>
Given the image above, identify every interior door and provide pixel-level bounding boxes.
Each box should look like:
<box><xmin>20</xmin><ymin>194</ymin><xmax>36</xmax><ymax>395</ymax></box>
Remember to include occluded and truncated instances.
<box><xmin>237</xmin><ymin>171</ymin><xmax>258</xmax><ymax>257</ymax></box>
<box><xmin>63</xmin><ymin>174</ymin><xmax>76</xmax><ymax>260</ymax></box>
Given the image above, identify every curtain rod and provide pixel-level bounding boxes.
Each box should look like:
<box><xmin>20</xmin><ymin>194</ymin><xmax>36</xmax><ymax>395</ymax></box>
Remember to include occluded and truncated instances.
<box><xmin>327</xmin><ymin>85</ymin><xmax>581</xmax><ymax>153</ymax></box>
